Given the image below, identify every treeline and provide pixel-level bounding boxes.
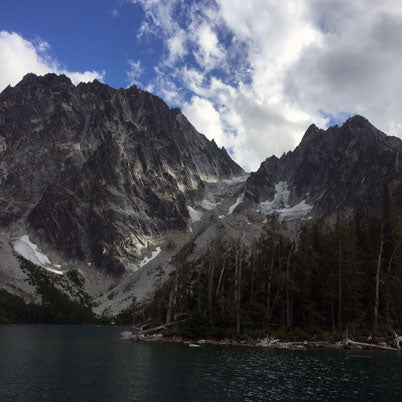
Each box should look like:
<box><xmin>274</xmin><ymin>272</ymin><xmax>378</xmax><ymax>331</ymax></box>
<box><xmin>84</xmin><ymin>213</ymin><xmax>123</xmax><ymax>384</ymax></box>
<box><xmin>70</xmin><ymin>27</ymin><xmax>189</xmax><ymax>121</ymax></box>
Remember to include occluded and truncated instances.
<box><xmin>0</xmin><ymin>258</ymin><xmax>97</xmax><ymax>325</ymax></box>
<box><xmin>123</xmin><ymin>185</ymin><xmax>402</xmax><ymax>339</ymax></box>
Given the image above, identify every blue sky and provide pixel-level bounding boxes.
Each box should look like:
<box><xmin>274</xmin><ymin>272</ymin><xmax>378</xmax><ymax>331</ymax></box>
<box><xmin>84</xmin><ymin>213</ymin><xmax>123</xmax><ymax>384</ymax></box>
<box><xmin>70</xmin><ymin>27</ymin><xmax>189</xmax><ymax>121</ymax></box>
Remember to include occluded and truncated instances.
<box><xmin>1</xmin><ymin>0</ymin><xmax>402</xmax><ymax>171</ymax></box>
<box><xmin>0</xmin><ymin>0</ymin><xmax>158</xmax><ymax>90</ymax></box>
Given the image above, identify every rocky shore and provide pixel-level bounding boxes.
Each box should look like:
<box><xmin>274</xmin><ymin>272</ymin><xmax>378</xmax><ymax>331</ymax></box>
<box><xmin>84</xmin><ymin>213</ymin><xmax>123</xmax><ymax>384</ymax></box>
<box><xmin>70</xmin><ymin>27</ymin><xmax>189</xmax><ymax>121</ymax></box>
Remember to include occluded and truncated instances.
<box><xmin>120</xmin><ymin>330</ymin><xmax>402</xmax><ymax>351</ymax></box>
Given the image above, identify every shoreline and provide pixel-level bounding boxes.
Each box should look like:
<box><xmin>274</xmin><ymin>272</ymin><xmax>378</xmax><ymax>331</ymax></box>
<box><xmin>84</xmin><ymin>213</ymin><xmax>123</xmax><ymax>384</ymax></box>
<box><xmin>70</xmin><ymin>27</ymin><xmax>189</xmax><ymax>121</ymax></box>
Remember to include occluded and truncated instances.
<box><xmin>120</xmin><ymin>333</ymin><xmax>386</xmax><ymax>351</ymax></box>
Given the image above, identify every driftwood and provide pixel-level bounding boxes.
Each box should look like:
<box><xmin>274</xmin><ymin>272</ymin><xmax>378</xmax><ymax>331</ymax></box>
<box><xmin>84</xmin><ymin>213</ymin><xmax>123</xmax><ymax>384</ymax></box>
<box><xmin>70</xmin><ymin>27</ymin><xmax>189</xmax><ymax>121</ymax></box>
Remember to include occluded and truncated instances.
<box><xmin>344</xmin><ymin>338</ymin><xmax>398</xmax><ymax>351</ymax></box>
<box><xmin>261</xmin><ymin>335</ymin><xmax>279</xmax><ymax>347</ymax></box>
<box><xmin>391</xmin><ymin>330</ymin><xmax>402</xmax><ymax>349</ymax></box>
<box><xmin>125</xmin><ymin>319</ymin><xmax>188</xmax><ymax>340</ymax></box>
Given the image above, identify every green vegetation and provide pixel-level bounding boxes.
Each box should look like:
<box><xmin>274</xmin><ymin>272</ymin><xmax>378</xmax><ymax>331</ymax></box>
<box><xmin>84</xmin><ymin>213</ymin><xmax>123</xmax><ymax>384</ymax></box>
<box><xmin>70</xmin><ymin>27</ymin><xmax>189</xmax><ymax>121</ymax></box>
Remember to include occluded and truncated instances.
<box><xmin>0</xmin><ymin>258</ymin><xmax>97</xmax><ymax>324</ymax></box>
<box><xmin>128</xmin><ymin>187</ymin><xmax>402</xmax><ymax>340</ymax></box>
<box><xmin>66</xmin><ymin>268</ymin><xmax>85</xmax><ymax>288</ymax></box>
<box><xmin>4</xmin><ymin>188</ymin><xmax>402</xmax><ymax>337</ymax></box>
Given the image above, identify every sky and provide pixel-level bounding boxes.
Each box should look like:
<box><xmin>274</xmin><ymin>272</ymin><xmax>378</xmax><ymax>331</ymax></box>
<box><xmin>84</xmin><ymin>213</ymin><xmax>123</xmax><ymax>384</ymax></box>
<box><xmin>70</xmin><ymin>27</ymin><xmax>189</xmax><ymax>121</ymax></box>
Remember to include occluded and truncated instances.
<box><xmin>1</xmin><ymin>0</ymin><xmax>402</xmax><ymax>171</ymax></box>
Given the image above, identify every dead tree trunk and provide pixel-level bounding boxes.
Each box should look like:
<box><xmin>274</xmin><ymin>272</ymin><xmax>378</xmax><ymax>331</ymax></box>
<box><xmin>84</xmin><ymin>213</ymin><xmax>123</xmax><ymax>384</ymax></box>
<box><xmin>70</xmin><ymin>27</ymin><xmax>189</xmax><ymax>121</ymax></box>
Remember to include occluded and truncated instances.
<box><xmin>266</xmin><ymin>282</ymin><xmax>271</xmax><ymax>317</ymax></box>
<box><xmin>266</xmin><ymin>261</ymin><xmax>272</xmax><ymax>318</ymax></box>
<box><xmin>373</xmin><ymin>232</ymin><xmax>384</xmax><ymax>332</ymax></box>
<box><xmin>286</xmin><ymin>245</ymin><xmax>294</xmax><ymax>328</ymax></box>
<box><xmin>197</xmin><ymin>270</ymin><xmax>201</xmax><ymax>316</ymax></box>
<box><xmin>166</xmin><ymin>286</ymin><xmax>174</xmax><ymax>325</ymax></box>
<box><xmin>237</xmin><ymin>250</ymin><xmax>243</xmax><ymax>335</ymax></box>
<box><xmin>331</xmin><ymin>297</ymin><xmax>336</xmax><ymax>333</ymax></box>
<box><xmin>166</xmin><ymin>270</ymin><xmax>178</xmax><ymax>325</ymax></box>
<box><xmin>207</xmin><ymin>248</ymin><xmax>215</xmax><ymax>311</ymax></box>
<box><xmin>337</xmin><ymin>237</ymin><xmax>343</xmax><ymax>332</ymax></box>
<box><xmin>215</xmin><ymin>257</ymin><xmax>227</xmax><ymax>297</ymax></box>
<box><xmin>250</xmin><ymin>246</ymin><xmax>256</xmax><ymax>304</ymax></box>
<box><xmin>235</xmin><ymin>236</ymin><xmax>244</xmax><ymax>336</ymax></box>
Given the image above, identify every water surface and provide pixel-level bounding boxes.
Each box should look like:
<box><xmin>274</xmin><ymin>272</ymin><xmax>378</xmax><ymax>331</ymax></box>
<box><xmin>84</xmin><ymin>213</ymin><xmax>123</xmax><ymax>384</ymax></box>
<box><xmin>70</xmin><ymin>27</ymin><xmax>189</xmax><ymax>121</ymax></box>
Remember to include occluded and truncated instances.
<box><xmin>0</xmin><ymin>325</ymin><xmax>401</xmax><ymax>401</ymax></box>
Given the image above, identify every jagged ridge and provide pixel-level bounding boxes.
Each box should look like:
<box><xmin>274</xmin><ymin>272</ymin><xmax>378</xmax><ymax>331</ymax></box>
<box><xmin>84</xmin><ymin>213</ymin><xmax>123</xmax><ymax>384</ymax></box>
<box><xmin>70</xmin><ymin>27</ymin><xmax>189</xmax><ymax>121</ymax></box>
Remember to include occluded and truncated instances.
<box><xmin>244</xmin><ymin>115</ymin><xmax>402</xmax><ymax>217</ymax></box>
<box><xmin>0</xmin><ymin>73</ymin><xmax>243</xmax><ymax>274</ymax></box>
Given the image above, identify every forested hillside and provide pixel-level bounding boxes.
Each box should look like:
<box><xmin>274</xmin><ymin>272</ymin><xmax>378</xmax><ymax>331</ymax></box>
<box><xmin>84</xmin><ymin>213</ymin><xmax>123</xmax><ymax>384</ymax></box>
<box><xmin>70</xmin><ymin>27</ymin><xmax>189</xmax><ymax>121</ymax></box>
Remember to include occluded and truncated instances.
<box><xmin>119</xmin><ymin>184</ymin><xmax>402</xmax><ymax>339</ymax></box>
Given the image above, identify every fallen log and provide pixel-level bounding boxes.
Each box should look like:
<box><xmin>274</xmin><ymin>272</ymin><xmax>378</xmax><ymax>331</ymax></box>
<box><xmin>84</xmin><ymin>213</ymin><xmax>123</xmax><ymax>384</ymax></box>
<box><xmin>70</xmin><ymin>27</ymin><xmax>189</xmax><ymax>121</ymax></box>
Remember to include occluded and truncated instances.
<box><xmin>127</xmin><ymin>319</ymin><xmax>188</xmax><ymax>339</ymax></box>
<box><xmin>345</xmin><ymin>338</ymin><xmax>398</xmax><ymax>351</ymax></box>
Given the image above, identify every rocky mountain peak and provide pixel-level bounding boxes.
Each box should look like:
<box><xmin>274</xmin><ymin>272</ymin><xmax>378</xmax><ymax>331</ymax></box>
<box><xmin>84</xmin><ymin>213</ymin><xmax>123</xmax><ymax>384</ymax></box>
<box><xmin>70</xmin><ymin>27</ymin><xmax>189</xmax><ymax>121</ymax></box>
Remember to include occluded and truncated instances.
<box><xmin>245</xmin><ymin>115</ymin><xmax>402</xmax><ymax>218</ymax></box>
<box><xmin>0</xmin><ymin>73</ymin><xmax>244</xmax><ymax>275</ymax></box>
<box><xmin>20</xmin><ymin>72</ymin><xmax>74</xmax><ymax>88</ymax></box>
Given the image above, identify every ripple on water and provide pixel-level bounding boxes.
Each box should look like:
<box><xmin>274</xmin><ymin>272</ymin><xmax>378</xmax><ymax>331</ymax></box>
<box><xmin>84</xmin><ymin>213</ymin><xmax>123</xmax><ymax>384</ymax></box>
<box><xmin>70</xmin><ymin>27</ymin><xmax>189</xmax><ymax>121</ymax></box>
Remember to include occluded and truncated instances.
<box><xmin>0</xmin><ymin>326</ymin><xmax>402</xmax><ymax>401</ymax></box>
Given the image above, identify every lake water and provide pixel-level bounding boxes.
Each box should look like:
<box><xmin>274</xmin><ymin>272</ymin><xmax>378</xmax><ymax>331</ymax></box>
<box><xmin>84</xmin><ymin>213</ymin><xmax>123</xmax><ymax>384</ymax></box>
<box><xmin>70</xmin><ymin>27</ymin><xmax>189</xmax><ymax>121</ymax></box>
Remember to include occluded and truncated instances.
<box><xmin>0</xmin><ymin>326</ymin><xmax>402</xmax><ymax>401</ymax></box>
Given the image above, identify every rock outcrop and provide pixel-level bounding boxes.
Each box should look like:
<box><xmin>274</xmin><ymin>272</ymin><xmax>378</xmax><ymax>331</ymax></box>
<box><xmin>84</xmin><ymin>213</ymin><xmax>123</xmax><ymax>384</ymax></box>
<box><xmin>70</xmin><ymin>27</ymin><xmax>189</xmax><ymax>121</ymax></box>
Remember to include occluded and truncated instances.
<box><xmin>0</xmin><ymin>73</ymin><xmax>243</xmax><ymax>274</ymax></box>
<box><xmin>245</xmin><ymin>115</ymin><xmax>402</xmax><ymax>217</ymax></box>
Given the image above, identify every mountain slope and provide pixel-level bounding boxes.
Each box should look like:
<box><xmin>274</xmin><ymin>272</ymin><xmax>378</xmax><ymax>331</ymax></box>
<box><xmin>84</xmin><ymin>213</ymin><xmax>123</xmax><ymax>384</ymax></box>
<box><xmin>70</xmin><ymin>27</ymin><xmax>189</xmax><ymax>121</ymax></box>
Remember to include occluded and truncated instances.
<box><xmin>244</xmin><ymin>115</ymin><xmax>402</xmax><ymax>218</ymax></box>
<box><xmin>0</xmin><ymin>73</ymin><xmax>243</xmax><ymax>275</ymax></box>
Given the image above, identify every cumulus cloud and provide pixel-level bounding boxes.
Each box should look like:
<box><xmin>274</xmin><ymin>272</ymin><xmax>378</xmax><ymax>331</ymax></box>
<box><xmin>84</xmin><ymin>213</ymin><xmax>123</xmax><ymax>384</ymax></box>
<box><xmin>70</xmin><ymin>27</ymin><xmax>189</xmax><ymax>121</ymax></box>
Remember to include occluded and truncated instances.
<box><xmin>130</xmin><ymin>0</ymin><xmax>328</xmax><ymax>170</ymax></box>
<box><xmin>0</xmin><ymin>31</ymin><xmax>105</xmax><ymax>92</ymax></box>
<box><xmin>182</xmin><ymin>96</ymin><xmax>227</xmax><ymax>145</ymax></box>
<box><xmin>132</xmin><ymin>0</ymin><xmax>402</xmax><ymax>170</ymax></box>
<box><xmin>285</xmin><ymin>1</ymin><xmax>402</xmax><ymax>137</ymax></box>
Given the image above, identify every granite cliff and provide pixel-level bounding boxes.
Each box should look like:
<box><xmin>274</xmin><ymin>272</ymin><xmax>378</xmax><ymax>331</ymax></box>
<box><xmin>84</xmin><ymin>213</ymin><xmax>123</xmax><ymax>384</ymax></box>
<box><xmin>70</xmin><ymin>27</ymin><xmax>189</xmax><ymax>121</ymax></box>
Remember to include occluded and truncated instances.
<box><xmin>0</xmin><ymin>73</ymin><xmax>243</xmax><ymax>275</ymax></box>
<box><xmin>2</xmin><ymin>73</ymin><xmax>402</xmax><ymax>315</ymax></box>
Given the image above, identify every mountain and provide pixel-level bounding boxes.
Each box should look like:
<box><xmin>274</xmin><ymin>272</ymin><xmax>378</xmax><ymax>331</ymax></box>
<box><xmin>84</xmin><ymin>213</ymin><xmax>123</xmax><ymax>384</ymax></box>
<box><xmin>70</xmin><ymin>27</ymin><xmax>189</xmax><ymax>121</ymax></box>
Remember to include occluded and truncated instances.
<box><xmin>243</xmin><ymin>115</ymin><xmax>402</xmax><ymax>219</ymax></box>
<box><xmin>2</xmin><ymin>73</ymin><xmax>402</xmax><ymax>318</ymax></box>
<box><xmin>0</xmin><ymin>73</ymin><xmax>243</xmax><ymax>276</ymax></box>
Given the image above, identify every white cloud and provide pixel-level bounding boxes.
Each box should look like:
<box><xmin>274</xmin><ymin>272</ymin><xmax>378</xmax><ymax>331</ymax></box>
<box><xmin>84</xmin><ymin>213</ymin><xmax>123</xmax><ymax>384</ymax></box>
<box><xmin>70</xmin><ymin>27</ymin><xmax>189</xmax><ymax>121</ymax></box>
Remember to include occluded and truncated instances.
<box><xmin>0</xmin><ymin>31</ymin><xmax>104</xmax><ymax>92</ymax></box>
<box><xmin>193</xmin><ymin>23</ymin><xmax>225</xmax><ymax>70</ymax></box>
<box><xmin>182</xmin><ymin>96</ymin><xmax>227</xmax><ymax>145</ymax></box>
<box><xmin>101</xmin><ymin>2</ymin><xmax>402</xmax><ymax>170</ymax></box>
<box><xmin>132</xmin><ymin>0</ymin><xmax>181</xmax><ymax>39</ymax></box>
<box><xmin>166</xmin><ymin>29</ymin><xmax>187</xmax><ymax>64</ymax></box>
<box><xmin>34</xmin><ymin>38</ymin><xmax>50</xmax><ymax>53</ymax></box>
<box><xmin>127</xmin><ymin>59</ymin><xmax>144</xmax><ymax>86</ymax></box>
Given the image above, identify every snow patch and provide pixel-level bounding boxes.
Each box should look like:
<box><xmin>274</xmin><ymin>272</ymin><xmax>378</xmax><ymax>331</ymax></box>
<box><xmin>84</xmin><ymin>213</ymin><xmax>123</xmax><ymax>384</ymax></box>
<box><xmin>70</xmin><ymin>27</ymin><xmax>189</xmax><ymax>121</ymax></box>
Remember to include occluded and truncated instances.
<box><xmin>257</xmin><ymin>181</ymin><xmax>312</xmax><ymax>221</ymax></box>
<box><xmin>187</xmin><ymin>206</ymin><xmax>203</xmax><ymax>223</ymax></box>
<box><xmin>200</xmin><ymin>199</ymin><xmax>219</xmax><ymax>210</ymax></box>
<box><xmin>14</xmin><ymin>235</ymin><xmax>51</xmax><ymax>266</ymax></box>
<box><xmin>13</xmin><ymin>235</ymin><xmax>63</xmax><ymax>274</ymax></box>
<box><xmin>218</xmin><ymin>215</ymin><xmax>225</xmax><ymax>219</ymax></box>
<box><xmin>228</xmin><ymin>194</ymin><xmax>244</xmax><ymax>215</ymax></box>
<box><xmin>223</xmin><ymin>175</ymin><xmax>249</xmax><ymax>185</ymax></box>
<box><xmin>276</xmin><ymin>200</ymin><xmax>313</xmax><ymax>220</ymax></box>
<box><xmin>139</xmin><ymin>247</ymin><xmax>161</xmax><ymax>268</ymax></box>
<box><xmin>258</xmin><ymin>181</ymin><xmax>290</xmax><ymax>214</ymax></box>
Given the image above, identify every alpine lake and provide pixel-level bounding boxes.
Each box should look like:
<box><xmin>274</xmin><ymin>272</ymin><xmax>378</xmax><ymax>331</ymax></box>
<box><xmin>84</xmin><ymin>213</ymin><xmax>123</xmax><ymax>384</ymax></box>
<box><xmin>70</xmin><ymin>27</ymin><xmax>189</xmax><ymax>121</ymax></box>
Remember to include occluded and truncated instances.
<box><xmin>0</xmin><ymin>325</ymin><xmax>401</xmax><ymax>401</ymax></box>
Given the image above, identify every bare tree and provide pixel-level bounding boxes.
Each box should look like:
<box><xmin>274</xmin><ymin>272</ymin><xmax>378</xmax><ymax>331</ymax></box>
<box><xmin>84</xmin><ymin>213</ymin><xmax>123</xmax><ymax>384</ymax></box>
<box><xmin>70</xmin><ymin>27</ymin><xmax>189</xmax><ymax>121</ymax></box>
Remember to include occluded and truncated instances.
<box><xmin>373</xmin><ymin>227</ymin><xmax>384</xmax><ymax>332</ymax></box>
<box><xmin>286</xmin><ymin>244</ymin><xmax>294</xmax><ymax>328</ymax></box>
<box><xmin>337</xmin><ymin>236</ymin><xmax>343</xmax><ymax>332</ymax></box>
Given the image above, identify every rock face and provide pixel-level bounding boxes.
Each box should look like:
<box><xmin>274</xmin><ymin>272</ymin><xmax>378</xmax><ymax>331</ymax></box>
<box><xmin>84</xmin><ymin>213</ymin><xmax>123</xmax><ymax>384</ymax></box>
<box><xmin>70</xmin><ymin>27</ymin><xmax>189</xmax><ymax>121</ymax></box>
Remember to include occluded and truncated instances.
<box><xmin>2</xmin><ymin>74</ymin><xmax>402</xmax><ymax>280</ymax></box>
<box><xmin>0</xmin><ymin>73</ymin><xmax>243</xmax><ymax>275</ymax></box>
<box><xmin>245</xmin><ymin>115</ymin><xmax>402</xmax><ymax>217</ymax></box>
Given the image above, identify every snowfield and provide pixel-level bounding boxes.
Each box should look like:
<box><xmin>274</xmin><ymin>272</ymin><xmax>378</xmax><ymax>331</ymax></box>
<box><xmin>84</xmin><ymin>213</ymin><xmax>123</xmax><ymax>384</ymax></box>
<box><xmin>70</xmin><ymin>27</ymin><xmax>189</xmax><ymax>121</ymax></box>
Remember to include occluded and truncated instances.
<box><xmin>257</xmin><ymin>181</ymin><xmax>312</xmax><ymax>220</ymax></box>
<box><xmin>13</xmin><ymin>235</ymin><xmax>63</xmax><ymax>274</ymax></box>
<box><xmin>13</xmin><ymin>235</ymin><xmax>51</xmax><ymax>266</ymax></box>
